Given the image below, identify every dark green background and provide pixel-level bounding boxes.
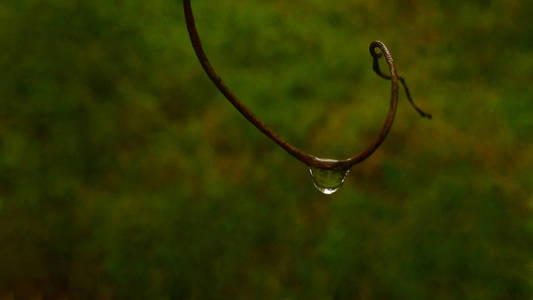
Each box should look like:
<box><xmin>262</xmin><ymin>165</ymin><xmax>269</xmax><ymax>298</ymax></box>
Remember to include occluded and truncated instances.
<box><xmin>1</xmin><ymin>0</ymin><xmax>532</xmax><ymax>299</ymax></box>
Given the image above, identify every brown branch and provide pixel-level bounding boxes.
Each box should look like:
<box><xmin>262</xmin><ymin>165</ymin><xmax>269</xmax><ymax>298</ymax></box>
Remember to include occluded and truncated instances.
<box><xmin>183</xmin><ymin>0</ymin><xmax>429</xmax><ymax>171</ymax></box>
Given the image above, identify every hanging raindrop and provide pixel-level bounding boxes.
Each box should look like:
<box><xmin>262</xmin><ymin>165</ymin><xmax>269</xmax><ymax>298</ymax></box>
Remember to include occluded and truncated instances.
<box><xmin>309</xmin><ymin>167</ymin><xmax>350</xmax><ymax>195</ymax></box>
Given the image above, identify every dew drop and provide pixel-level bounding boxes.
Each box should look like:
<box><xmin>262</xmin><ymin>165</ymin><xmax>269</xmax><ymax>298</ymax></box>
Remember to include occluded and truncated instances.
<box><xmin>309</xmin><ymin>167</ymin><xmax>350</xmax><ymax>195</ymax></box>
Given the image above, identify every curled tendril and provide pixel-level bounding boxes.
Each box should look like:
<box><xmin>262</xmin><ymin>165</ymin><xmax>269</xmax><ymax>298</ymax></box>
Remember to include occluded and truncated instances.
<box><xmin>370</xmin><ymin>47</ymin><xmax>432</xmax><ymax>119</ymax></box>
<box><xmin>183</xmin><ymin>0</ymin><xmax>430</xmax><ymax>171</ymax></box>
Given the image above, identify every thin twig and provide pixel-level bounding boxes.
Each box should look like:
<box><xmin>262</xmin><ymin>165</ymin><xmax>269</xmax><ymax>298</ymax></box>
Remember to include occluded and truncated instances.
<box><xmin>370</xmin><ymin>50</ymin><xmax>432</xmax><ymax>119</ymax></box>
<box><xmin>182</xmin><ymin>0</ymin><xmax>429</xmax><ymax>170</ymax></box>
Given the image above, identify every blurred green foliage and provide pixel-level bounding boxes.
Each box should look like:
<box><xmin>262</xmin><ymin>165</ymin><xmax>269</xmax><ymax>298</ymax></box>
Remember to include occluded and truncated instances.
<box><xmin>1</xmin><ymin>0</ymin><xmax>532</xmax><ymax>299</ymax></box>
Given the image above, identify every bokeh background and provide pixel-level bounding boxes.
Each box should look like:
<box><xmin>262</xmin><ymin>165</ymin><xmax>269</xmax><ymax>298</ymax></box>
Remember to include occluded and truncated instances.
<box><xmin>1</xmin><ymin>0</ymin><xmax>532</xmax><ymax>299</ymax></box>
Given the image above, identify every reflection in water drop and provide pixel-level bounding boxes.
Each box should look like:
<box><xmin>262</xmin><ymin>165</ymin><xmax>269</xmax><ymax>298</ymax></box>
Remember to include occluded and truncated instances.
<box><xmin>309</xmin><ymin>167</ymin><xmax>350</xmax><ymax>194</ymax></box>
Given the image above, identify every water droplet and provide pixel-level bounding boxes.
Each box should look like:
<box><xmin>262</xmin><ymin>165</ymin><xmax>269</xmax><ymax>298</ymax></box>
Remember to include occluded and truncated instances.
<box><xmin>309</xmin><ymin>167</ymin><xmax>350</xmax><ymax>195</ymax></box>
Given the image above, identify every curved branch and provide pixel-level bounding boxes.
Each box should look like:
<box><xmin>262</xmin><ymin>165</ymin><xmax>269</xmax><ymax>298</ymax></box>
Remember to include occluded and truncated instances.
<box><xmin>183</xmin><ymin>0</ymin><xmax>427</xmax><ymax>170</ymax></box>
